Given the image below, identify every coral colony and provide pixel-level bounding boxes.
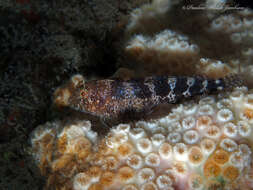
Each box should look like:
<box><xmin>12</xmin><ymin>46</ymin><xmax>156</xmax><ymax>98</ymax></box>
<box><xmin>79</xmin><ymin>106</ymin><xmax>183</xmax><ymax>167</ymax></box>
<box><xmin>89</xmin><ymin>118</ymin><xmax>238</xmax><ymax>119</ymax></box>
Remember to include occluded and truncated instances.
<box><xmin>32</xmin><ymin>88</ymin><xmax>253</xmax><ymax>190</ymax></box>
<box><xmin>30</xmin><ymin>0</ymin><xmax>253</xmax><ymax>189</ymax></box>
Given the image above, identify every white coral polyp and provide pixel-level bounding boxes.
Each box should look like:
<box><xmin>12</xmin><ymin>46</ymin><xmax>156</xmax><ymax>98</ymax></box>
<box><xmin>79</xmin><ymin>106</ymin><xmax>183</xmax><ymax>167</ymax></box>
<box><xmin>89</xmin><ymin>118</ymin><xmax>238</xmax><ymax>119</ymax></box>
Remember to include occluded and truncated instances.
<box><xmin>238</xmin><ymin>121</ymin><xmax>251</xmax><ymax>137</ymax></box>
<box><xmin>158</xmin><ymin>142</ymin><xmax>172</xmax><ymax>159</ymax></box>
<box><xmin>183</xmin><ymin>104</ymin><xmax>198</xmax><ymax>115</ymax></box>
<box><xmin>179</xmin><ymin>41</ymin><xmax>189</xmax><ymax>50</ymax></box>
<box><xmin>217</xmin><ymin>108</ymin><xmax>234</xmax><ymax>123</ymax></box>
<box><xmin>145</xmin><ymin>153</ymin><xmax>160</xmax><ymax>167</ymax></box>
<box><xmin>182</xmin><ymin>116</ymin><xmax>196</xmax><ymax>130</ymax></box>
<box><xmin>136</xmin><ymin>138</ymin><xmax>152</xmax><ymax>154</ymax></box>
<box><xmin>199</xmin><ymin>96</ymin><xmax>215</xmax><ymax>105</ymax></box>
<box><xmin>220</xmin><ymin>138</ymin><xmax>238</xmax><ymax>152</ymax></box>
<box><xmin>139</xmin><ymin>29</ymin><xmax>199</xmax><ymax>53</ymax></box>
<box><xmin>230</xmin><ymin>152</ymin><xmax>244</xmax><ymax>168</ymax></box>
<box><xmin>239</xmin><ymin>144</ymin><xmax>252</xmax><ymax>158</ymax></box>
<box><xmin>73</xmin><ymin>173</ymin><xmax>91</xmax><ymax>190</ymax></box>
<box><xmin>167</xmin><ymin>122</ymin><xmax>182</xmax><ymax>132</ymax></box>
<box><xmin>129</xmin><ymin>128</ymin><xmax>146</xmax><ymax>140</ymax></box>
<box><xmin>167</xmin><ymin>132</ymin><xmax>181</xmax><ymax>144</ymax></box>
<box><xmin>126</xmin><ymin>35</ymin><xmax>147</xmax><ymax>49</ymax></box>
<box><xmin>190</xmin><ymin>44</ymin><xmax>199</xmax><ymax>52</ymax></box>
<box><xmin>223</xmin><ymin>122</ymin><xmax>237</xmax><ymax>138</ymax></box>
<box><xmin>217</xmin><ymin>98</ymin><xmax>232</xmax><ymax>109</ymax></box>
<box><xmin>166</xmin><ymin>113</ymin><xmax>180</xmax><ymax>123</ymax></box>
<box><xmin>137</xmin><ymin>168</ymin><xmax>155</xmax><ymax>184</ymax></box>
<box><xmin>115</xmin><ymin>124</ymin><xmax>130</xmax><ymax>133</ymax></box>
<box><xmin>196</xmin><ymin>115</ymin><xmax>212</xmax><ymax>130</ymax></box>
<box><xmin>173</xmin><ymin>143</ymin><xmax>188</xmax><ymax>161</ymax></box>
<box><xmin>156</xmin><ymin>174</ymin><xmax>173</xmax><ymax>188</ymax></box>
<box><xmin>200</xmin><ymin>138</ymin><xmax>216</xmax><ymax>155</ymax></box>
<box><xmin>198</xmin><ymin>104</ymin><xmax>214</xmax><ymax>115</ymax></box>
<box><xmin>127</xmin><ymin>154</ymin><xmax>143</xmax><ymax>169</ymax></box>
<box><xmin>113</xmin><ymin>131</ymin><xmax>128</xmax><ymax>145</ymax></box>
<box><xmin>230</xmin><ymin>90</ymin><xmax>244</xmax><ymax>101</ymax></box>
<box><xmin>103</xmin><ymin>156</ymin><xmax>118</xmax><ymax>170</ymax></box>
<box><xmin>205</xmin><ymin>125</ymin><xmax>221</xmax><ymax>139</ymax></box>
<box><xmin>151</xmin><ymin>133</ymin><xmax>165</xmax><ymax>146</ymax></box>
<box><xmin>183</xmin><ymin>130</ymin><xmax>199</xmax><ymax>144</ymax></box>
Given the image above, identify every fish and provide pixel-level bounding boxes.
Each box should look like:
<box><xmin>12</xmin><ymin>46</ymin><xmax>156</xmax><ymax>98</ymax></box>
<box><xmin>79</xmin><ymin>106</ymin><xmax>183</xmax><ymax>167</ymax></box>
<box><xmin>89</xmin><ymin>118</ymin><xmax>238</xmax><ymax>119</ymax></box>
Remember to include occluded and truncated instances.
<box><xmin>54</xmin><ymin>74</ymin><xmax>243</xmax><ymax>120</ymax></box>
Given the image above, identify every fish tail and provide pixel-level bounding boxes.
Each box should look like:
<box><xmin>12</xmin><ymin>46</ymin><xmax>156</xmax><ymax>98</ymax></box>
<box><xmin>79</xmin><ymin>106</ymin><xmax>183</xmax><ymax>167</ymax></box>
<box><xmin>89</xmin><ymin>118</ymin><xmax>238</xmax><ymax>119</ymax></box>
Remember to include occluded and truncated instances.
<box><xmin>223</xmin><ymin>74</ymin><xmax>244</xmax><ymax>90</ymax></box>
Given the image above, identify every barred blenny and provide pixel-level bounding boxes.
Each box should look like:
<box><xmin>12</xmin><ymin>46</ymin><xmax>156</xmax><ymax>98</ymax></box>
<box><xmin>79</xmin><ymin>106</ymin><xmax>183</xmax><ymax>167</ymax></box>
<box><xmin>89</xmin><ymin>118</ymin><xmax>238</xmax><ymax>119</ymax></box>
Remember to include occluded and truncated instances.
<box><xmin>54</xmin><ymin>74</ymin><xmax>242</xmax><ymax>119</ymax></box>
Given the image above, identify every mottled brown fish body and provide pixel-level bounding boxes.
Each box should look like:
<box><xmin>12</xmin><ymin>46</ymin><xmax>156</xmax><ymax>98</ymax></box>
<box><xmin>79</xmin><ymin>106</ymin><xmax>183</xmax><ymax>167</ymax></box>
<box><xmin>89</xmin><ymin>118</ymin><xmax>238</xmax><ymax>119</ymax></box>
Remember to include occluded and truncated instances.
<box><xmin>74</xmin><ymin>79</ymin><xmax>156</xmax><ymax>118</ymax></box>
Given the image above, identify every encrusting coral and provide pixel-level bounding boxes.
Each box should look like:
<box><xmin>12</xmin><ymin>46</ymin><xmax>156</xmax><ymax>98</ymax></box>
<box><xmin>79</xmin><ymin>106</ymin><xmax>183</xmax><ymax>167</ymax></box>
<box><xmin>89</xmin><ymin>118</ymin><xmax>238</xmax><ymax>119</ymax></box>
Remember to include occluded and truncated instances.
<box><xmin>123</xmin><ymin>0</ymin><xmax>253</xmax><ymax>78</ymax></box>
<box><xmin>125</xmin><ymin>30</ymin><xmax>200</xmax><ymax>76</ymax></box>
<box><xmin>31</xmin><ymin>87</ymin><xmax>253</xmax><ymax>190</ymax></box>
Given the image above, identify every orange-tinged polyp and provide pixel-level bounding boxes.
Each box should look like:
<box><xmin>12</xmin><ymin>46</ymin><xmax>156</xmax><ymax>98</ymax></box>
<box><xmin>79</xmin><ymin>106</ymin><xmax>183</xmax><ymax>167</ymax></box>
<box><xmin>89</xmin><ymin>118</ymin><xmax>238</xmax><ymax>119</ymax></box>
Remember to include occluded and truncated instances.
<box><xmin>57</xmin><ymin>134</ymin><xmax>67</xmax><ymax>154</ymax></box>
<box><xmin>223</xmin><ymin>165</ymin><xmax>239</xmax><ymax>181</ymax></box>
<box><xmin>73</xmin><ymin>137</ymin><xmax>91</xmax><ymax>161</ymax></box>
<box><xmin>79</xmin><ymin>137</ymin><xmax>91</xmax><ymax>148</ymax></box>
<box><xmin>98</xmin><ymin>139</ymin><xmax>112</xmax><ymax>155</ymax></box>
<box><xmin>88</xmin><ymin>166</ymin><xmax>101</xmax><ymax>179</ymax></box>
<box><xmin>188</xmin><ymin>174</ymin><xmax>203</xmax><ymax>189</ymax></box>
<box><xmin>212</xmin><ymin>149</ymin><xmax>229</xmax><ymax>165</ymax></box>
<box><xmin>188</xmin><ymin>146</ymin><xmax>204</xmax><ymax>165</ymax></box>
<box><xmin>118</xmin><ymin>143</ymin><xmax>133</xmax><ymax>157</ymax></box>
<box><xmin>51</xmin><ymin>154</ymin><xmax>74</xmax><ymax>172</ymax></box>
<box><xmin>52</xmin><ymin>155</ymin><xmax>77</xmax><ymax>177</ymax></box>
<box><xmin>173</xmin><ymin>161</ymin><xmax>187</xmax><ymax>175</ymax></box>
<box><xmin>118</xmin><ymin>166</ymin><xmax>135</xmax><ymax>182</ymax></box>
<box><xmin>197</xmin><ymin>115</ymin><xmax>212</xmax><ymax>130</ymax></box>
<box><xmin>206</xmin><ymin>125</ymin><xmax>220</xmax><ymax>138</ymax></box>
<box><xmin>204</xmin><ymin>160</ymin><xmax>221</xmax><ymax>178</ymax></box>
<box><xmin>100</xmin><ymin>171</ymin><xmax>115</xmax><ymax>186</ymax></box>
<box><xmin>39</xmin><ymin>155</ymin><xmax>50</xmax><ymax>175</ymax></box>
<box><xmin>244</xmin><ymin>108</ymin><xmax>253</xmax><ymax>119</ymax></box>
<box><xmin>88</xmin><ymin>183</ymin><xmax>103</xmax><ymax>190</ymax></box>
<box><xmin>75</xmin><ymin>173</ymin><xmax>91</xmax><ymax>186</ymax></box>
<box><xmin>41</xmin><ymin>132</ymin><xmax>55</xmax><ymax>148</ymax></box>
<box><xmin>103</xmin><ymin>156</ymin><xmax>118</xmax><ymax>170</ymax></box>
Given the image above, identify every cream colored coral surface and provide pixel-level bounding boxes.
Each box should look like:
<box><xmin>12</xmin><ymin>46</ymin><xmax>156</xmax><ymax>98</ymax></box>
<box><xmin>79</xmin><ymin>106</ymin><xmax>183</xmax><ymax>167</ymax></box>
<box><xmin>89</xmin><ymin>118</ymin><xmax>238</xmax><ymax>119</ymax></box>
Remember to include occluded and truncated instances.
<box><xmin>123</xmin><ymin>0</ymin><xmax>253</xmax><ymax>78</ymax></box>
<box><xmin>31</xmin><ymin>87</ymin><xmax>253</xmax><ymax>190</ymax></box>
